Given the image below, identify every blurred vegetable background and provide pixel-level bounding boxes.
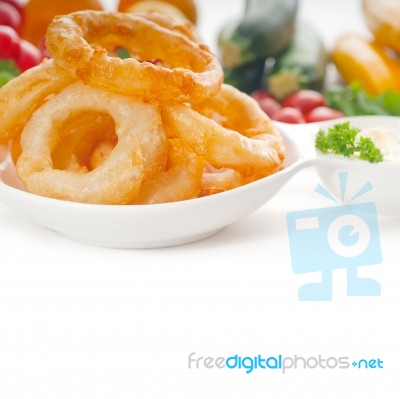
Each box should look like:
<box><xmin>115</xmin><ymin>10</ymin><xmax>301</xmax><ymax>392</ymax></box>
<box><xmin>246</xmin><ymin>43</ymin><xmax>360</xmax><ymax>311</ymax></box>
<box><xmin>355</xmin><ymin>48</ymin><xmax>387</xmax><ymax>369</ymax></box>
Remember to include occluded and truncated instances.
<box><xmin>0</xmin><ymin>0</ymin><xmax>108</xmax><ymax>86</ymax></box>
<box><xmin>0</xmin><ymin>0</ymin><xmax>43</xmax><ymax>86</ymax></box>
<box><xmin>217</xmin><ymin>0</ymin><xmax>400</xmax><ymax>123</ymax></box>
<box><xmin>2</xmin><ymin>0</ymin><xmax>400</xmax><ymax>124</ymax></box>
<box><xmin>0</xmin><ymin>0</ymin><xmax>195</xmax><ymax>86</ymax></box>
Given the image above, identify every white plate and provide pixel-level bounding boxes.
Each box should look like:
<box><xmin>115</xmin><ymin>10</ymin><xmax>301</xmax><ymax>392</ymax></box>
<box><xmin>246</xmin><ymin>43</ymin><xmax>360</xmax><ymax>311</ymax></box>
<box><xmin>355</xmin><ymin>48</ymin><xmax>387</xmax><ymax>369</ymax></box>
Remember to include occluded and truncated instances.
<box><xmin>0</xmin><ymin>129</ymin><xmax>304</xmax><ymax>249</ymax></box>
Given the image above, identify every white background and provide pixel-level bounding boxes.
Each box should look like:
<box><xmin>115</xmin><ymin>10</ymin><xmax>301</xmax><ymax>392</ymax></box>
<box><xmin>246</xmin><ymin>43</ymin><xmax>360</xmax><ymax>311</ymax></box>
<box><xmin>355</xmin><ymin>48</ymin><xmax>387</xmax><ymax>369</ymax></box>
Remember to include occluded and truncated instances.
<box><xmin>1</xmin><ymin>0</ymin><xmax>399</xmax><ymax>398</ymax></box>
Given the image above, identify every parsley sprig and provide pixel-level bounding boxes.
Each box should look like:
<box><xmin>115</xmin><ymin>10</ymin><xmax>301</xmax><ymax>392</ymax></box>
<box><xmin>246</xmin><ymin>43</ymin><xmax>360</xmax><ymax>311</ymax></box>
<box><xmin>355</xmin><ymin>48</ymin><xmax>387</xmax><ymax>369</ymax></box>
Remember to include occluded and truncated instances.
<box><xmin>315</xmin><ymin>121</ymin><xmax>383</xmax><ymax>163</ymax></box>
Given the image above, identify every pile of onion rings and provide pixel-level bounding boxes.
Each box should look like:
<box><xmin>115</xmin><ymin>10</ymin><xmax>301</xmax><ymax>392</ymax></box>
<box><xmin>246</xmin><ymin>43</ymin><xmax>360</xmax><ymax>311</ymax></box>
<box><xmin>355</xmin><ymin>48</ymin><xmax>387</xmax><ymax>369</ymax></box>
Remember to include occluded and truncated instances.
<box><xmin>0</xmin><ymin>10</ymin><xmax>285</xmax><ymax>205</ymax></box>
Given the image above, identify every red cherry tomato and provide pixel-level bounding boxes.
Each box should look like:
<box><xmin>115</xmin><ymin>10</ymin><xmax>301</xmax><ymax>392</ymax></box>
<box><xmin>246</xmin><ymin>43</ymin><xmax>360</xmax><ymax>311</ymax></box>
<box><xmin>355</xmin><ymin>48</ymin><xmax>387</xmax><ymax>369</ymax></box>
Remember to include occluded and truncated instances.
<box><xmin>257</xmin><ymin>97</ymin><xmax>281</xmax><ymax>119</ymax></box>
<box><xmin>0</xmin><ymin>2</ymin><xmax>22</xmax><ymax>32</ymax></box>
<box><xmin>273</xmin><ymin>107</ymin><xmax>305</xmax><ymax>124</ymax></box>
<box><xmin>16</xmin><ymin>39</ymin><xmax>42</xmax><ymax>72</ymax></box>
<box><xmin>282</xmin><ymin>90</ymin><xmax>325</xmax><ymax>116</ymax></box>
<box><xmin>0</xmin><ymin>25</ymin><xmax>20</xmax><ymax>59</ymax></box>
<box><xmin>250</xmin><ymin>90</ymin><xmax>272</xmax><ymax>102</ymax></box>
<box><xmin>0</xmin><ymin>0</ymin><xmax>24</xmax><ymax>18</ymax></box>
<box><xmin>305</xmin><ymin>106</ymin><xmax>345</xmax><ymax>123</ymax></box>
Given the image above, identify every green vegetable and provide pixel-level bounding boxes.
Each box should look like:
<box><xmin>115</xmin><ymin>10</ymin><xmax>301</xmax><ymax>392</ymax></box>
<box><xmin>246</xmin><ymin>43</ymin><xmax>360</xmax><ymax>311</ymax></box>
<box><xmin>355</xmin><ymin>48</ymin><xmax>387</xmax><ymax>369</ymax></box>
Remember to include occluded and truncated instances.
<box><xmin>315</xmin><ymin>121</ymin><xmax>383</xmax><ymax>163</ymax></box>
<box><xmin>0</xmin><ymin>60</ymin><xmax>19</xmax><ymax>88</ymax></box>
<box><xmin>325</xmin><ymin>83</ymin><xmax>400</xmax><ymax>116</ymax></box>
<box><xmin>0</xmin><ymin>59</ymin><xmax>20</xmax><ymax>75</ymax></box>
<box><xmin>266</xmin><ymin>23</ymin><xmax>328</xmax><ymax>100</ymax></box>
<box><xmin>0</xmin><ymin>71</ymin><xmax>14</xmax><ymax>88</ymax></box>
<box><xmin>223</xmin><ymin>59</ymin><xmax>265</xmax><ymax>93</ymax></box>
<box><xmin>357</xmin><ymin>136</ymin><xmax>383</xmax><ymax>163</ymax></box>
<box><xmin>217</xmin><ymin>0</ymin><xmax>298</xmax><ymax>69</ymax></box>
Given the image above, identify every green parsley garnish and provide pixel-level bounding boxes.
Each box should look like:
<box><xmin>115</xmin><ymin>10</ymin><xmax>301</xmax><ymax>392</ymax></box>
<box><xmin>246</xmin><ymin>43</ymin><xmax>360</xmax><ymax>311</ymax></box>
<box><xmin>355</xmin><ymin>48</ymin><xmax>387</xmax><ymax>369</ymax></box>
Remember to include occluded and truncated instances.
<box><xmin>315</xmin><ymin>121</ymin><xmax>383</xmax><ymax>163</ymax></box>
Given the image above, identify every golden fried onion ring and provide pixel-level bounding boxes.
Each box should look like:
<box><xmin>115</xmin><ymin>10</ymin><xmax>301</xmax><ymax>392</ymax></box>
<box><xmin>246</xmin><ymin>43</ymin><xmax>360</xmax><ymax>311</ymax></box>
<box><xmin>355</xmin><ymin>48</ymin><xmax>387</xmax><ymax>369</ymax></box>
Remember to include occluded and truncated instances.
<box><xmin>51</xmin><ymin>112</ymin><xmax>116</xmax><ymax>172</ymax></box>
<box><xmin>0</xmin><ymin>59</ymin><xmax>75</xmax><ymax>144</ymax></box>
<box><xmin>200</xmin><ymin>163</ymin><xmax>244</xmax><ymax>196</ymax></box>
<box><xmin>45</xmin><ymin>11</ymin><xmax>223</xmax><ymax>102</ymax></box>
<box><xmin>133</xmin><ymin>11</ymin><xmax>198</xmax><ymax>42</ymax></box>
<box><xmin>17</xmin><ymin>82</ymin><xmax>167</xmax><ymax>204</ymax></box>
<box><xmin>162</xmin><ymin>84</ymin><xmax>285</xmax><ymax>178</ymax></box>
<box><xmin>133</xmin><ymin>139</ymin><xmax>204</xmax><ymax>204</ymax></box>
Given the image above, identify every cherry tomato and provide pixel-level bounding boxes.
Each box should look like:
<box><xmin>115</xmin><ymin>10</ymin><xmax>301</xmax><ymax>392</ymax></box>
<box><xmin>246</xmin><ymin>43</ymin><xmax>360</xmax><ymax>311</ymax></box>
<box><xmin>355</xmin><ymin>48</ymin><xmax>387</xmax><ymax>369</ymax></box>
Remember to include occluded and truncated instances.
<box><xmin>305</xmin><ymin>106</ymin><xmax>345</xmax><ymax>123</ymax></box>
<box><xmin>0</xmin><ymin>25</ymin><xmax>20</xmax><ymax>59</ymax></box>
<box><xmin>15</xmin><ymin>39</ymin><xmax>42</xmax><ymax>72</ymax></box>
<box><xmin>0</xmin><ymin>0</ymin><xmax>24</xmax><ymax>18</ymax></box>
<box><xmin>0</xmin><ymin>2</ymin><xmax>22</xmax><ymax>32</ymax></box>
<box><xmin>258</xmin><ymin>97</ymin><xmax>282</xmax><ymax>119</ymax></box>
<box><xmin>250</xmin><ymin>90</ymin><xmax>272</xmax><ymax>102</ymax></box>
<box><xmin>282</xmin><ymin>90</ymin><xmax>326</xmax><ymax>116</ymax></box>
<box><xmin>273</xmin><ymin>107</ymin><xmax>305</xmax><ymax>124</ymax></box>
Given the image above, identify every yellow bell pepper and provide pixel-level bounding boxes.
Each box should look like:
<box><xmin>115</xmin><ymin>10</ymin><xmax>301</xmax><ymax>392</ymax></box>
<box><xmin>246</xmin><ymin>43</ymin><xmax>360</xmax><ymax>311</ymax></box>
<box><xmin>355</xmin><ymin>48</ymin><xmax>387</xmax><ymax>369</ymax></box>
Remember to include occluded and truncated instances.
<box><xmin>362</xmin><ymin>0</ymin><xmax>400</xmax><ymax>55</ymax></box>
<box><xmin>332</xmin><ymin>34</ymin><xmax>400</xmax><ymax>95</ymax></box>
<box><xmin>124</xmin><ymin>0</ymin><xmax>190</xmax><ymax>24</ymax></box>
<box><xmin>118</xmin><ymin>0</ymin><xmax>197</xmax><ymax>24</ymax></box>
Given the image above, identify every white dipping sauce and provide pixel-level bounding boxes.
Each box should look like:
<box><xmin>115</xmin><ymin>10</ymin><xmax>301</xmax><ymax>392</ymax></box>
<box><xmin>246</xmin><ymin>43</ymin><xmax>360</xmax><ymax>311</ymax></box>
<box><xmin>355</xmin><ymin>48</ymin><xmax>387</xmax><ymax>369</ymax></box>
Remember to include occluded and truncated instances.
<box><xmin>358</xmin><ymin>127</ymin><xmax>400</xmax><ymax>162</ymax></box>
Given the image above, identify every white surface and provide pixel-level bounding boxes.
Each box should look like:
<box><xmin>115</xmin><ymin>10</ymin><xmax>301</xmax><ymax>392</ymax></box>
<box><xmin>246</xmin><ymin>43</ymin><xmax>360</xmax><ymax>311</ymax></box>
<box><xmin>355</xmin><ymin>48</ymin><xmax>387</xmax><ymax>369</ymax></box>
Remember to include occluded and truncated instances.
<box><xmin>1</xmin><ymin>1</ymin><xmax>399</xmax><ymax>398</ymax></box>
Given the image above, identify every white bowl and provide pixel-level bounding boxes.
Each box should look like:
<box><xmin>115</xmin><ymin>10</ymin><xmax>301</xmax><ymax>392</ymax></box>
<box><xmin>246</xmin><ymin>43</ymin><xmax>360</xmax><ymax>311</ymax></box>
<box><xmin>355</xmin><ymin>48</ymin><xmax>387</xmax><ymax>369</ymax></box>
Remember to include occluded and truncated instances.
<box><xmin>1</xmin><ymin>116</ymin><xmax>398</xmax><ymax>248</ymax></box>
<box><xmin>0</xmin><ymin>129</ymin><xmax>305</xmax><ymax>249</ymax></box>
<box><xmin>312</xmin><ymin>116</ymin><xmax>400</xmax><ymax>219</ymax></box>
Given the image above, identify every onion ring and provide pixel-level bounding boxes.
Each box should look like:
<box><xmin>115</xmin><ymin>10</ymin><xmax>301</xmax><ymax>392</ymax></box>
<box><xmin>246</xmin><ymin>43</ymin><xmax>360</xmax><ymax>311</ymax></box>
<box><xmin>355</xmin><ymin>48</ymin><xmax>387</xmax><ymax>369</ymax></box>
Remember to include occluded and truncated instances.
<box><xmin>45</xmin><ymin>11</ymin><xmax>223</xmax><ymax>102</ymax></box>
<box><xmin>9</xmin><ymin>112</ymin><xmax>114</xmax><ymax>167</ymax></box>
<box><xmin>17</xmin><ymin>82</ymin><xmax>167</xmax><ymax>204</ymax></box>
<box><xmin>0</xmin><ymin>144</ymin><xmax>7</xmax><ymax>163</ymax></box>
<box><xmin>51</xmin><ymin>112</ymin><xmax>116</xmax><ymax>172</ymax></box>
<box><xmin>200</xmin><ymin>163</ymin><xmax>244</xmax><ymax>196</ymax></box>
<box><xmin>133</xmin><ymin>11</ymin><xmax>198</xmax><ymax>42</ymax></box>
<box><xmin>162</xmin><ymin>84</ymin><xmax>285</xmax><ymax>178</ymax></box>
<box><xmin>89</xmin><ymin>140</ymin><xmax>116</xmax><ymax>170</ymax></box>
<box><xmin>0</xmin><ymin>59</ymin><xmax>75</xmax><ymax>145</ymax></box>
<box><xmin>132</xmin><ymin>139</ymin><xmax>204</xmax><ymax>204</ymax></box>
